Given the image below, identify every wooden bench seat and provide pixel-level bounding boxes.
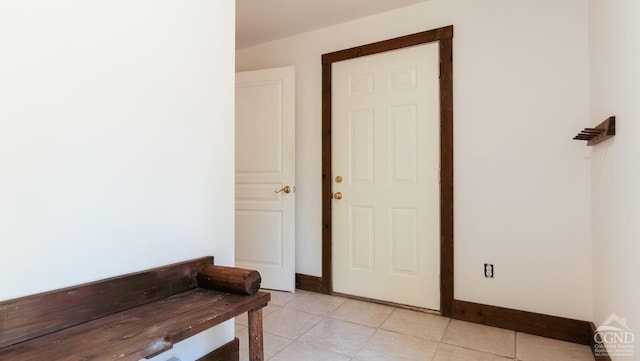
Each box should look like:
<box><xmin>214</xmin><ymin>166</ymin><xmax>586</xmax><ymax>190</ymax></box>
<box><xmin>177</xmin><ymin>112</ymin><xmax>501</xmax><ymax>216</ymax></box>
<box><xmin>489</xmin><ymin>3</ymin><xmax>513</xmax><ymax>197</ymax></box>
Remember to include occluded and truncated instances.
<box><xmin>0</xmin><ymin>257</ymin><xmax>270</xmax><ymax>361</ymax></box>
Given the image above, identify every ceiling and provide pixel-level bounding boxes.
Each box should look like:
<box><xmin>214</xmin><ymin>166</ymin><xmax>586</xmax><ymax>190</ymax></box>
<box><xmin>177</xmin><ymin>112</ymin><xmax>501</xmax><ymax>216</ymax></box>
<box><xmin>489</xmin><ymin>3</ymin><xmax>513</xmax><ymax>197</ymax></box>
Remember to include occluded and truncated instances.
<box><xmin>236</xmin><ymin>0</ymin><xmax>429</xmax><ymax>49</ymax></box>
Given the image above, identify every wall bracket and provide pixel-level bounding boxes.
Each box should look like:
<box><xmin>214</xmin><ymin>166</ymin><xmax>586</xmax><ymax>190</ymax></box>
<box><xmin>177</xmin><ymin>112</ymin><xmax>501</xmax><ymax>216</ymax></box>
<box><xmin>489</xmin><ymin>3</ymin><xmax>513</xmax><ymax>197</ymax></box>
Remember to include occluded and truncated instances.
<box><xmin>573</xmin><ymin>116</ymin><xmax>615</xmax><ymax>146</ymax></box>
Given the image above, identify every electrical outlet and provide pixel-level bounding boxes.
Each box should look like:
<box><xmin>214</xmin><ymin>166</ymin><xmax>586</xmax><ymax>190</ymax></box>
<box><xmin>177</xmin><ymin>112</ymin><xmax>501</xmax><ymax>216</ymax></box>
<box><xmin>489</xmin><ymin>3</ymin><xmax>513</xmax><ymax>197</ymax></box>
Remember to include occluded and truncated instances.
<box><xmin>484</xmin><ymin>263</ymin><xmax>494</xmax><ymax>278</ymax></box>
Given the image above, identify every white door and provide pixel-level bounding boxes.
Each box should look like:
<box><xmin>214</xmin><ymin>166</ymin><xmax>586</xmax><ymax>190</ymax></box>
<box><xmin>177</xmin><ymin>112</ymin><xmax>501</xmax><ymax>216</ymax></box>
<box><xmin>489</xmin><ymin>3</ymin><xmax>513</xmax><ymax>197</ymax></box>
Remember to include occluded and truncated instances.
<box><xmin>332</xmin><ymin>44</ymin><xmax>440</xmax><ymax>309</ymax></box>
<box><xmin>235</xmin><ymin>66</ymin><xmax>295</xmax><ymax>292</ymax></box>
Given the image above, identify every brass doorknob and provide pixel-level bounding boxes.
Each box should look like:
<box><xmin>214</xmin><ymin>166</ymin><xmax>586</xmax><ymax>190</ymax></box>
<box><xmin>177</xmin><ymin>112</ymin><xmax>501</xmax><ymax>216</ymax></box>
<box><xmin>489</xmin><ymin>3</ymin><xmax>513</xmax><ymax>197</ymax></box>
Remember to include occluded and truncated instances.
<box><xmin>333</xmin><ymin>192</ymin><xmax>343</xmax><ymax>200</ymax></box>
<box><xmin>275</xmin><ymin>185</ymin><xmax>295</xmax><ymax>194</ymax></box>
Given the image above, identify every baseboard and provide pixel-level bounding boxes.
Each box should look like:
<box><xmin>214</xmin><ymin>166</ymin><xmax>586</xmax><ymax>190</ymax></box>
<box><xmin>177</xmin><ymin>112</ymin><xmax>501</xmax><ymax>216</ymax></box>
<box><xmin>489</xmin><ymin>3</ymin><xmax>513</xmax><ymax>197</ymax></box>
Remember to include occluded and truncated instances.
<box><xmin>196</xmin><ymin>337</ymin><xmax>239</xmax><ymax>361</ymax></box>
<box><xmin>590</xmin><ymin>322</ymin><xmax>612</xmax><ymax>361</ymax></box>
<box><xmin>295</xmin><ymin>273</ymin><xmax>324</xmax><ymax>293</ymax></box>
<box><xmin>453</xmin><ymin>300</ymin><xmax>591</xmax><ymax>345</ymax></box>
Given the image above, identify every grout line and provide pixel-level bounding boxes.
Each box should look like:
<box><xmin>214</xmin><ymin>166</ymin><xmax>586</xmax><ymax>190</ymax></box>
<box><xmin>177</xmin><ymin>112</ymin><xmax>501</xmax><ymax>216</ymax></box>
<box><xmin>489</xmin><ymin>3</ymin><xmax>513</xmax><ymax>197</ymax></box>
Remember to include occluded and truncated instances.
<box><xmin>350</xmin><ymin>319</ymin><xmax>378</xmax><ymax>359</ymax></box>
<box><xmin>378</xmin><ymin>306</ymin><xmax>396</xmax><ymax>329</ymax></box>
<box><xmin>431</xmin><ymin>341</ymin><xmax>443</xmax><ymax>361</ymax></box>
<box><xmin>441</xmin><ymin>315</ymin><xmax>453</xmax><ymax>340</ymax></box>
<box><xmin>442</xmin><ymin>316</ymin><xmax>452</xmax><ymax>336</ymax></box>
<box><xmin>264</xmin><ymin>335</ymin><xmax>293</xmax><ymax>361</ymax></box>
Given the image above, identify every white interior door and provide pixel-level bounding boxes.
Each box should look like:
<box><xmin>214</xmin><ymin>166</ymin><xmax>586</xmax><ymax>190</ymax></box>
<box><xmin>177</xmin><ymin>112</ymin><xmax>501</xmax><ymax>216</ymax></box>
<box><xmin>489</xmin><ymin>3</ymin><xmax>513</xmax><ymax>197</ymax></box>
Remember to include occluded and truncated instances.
<box><xmin>235</xmin><ymin>66</ymin><xmax>295</xmax><ymax>292</ymax></box>
<box><xmin>332</xmin><ymin>43</ymin><xmax>440</xmax><ymax>309</ymax></box>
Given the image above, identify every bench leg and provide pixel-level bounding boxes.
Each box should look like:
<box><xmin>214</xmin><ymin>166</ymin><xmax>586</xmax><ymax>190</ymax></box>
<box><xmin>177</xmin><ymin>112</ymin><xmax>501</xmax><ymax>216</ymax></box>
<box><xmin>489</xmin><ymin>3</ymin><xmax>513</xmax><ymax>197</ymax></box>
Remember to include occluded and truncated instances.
<box><xmin>247</xmin><ymin>307</ymin><xmax>264</xmax><ymax>361</ymax></box>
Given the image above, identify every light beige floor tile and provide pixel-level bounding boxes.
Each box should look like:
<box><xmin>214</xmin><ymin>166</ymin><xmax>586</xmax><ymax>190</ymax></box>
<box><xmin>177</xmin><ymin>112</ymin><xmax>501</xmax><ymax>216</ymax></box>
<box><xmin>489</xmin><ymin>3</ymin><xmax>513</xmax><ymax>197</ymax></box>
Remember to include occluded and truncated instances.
<box><xmin>270</xmin><ymin>341</ymin><xmax>351</xmax><ymax>361</ymax></box>
<box><xmin>441</xmin><ymin>320</ymin><xmax>515</xmax><ymax>357</ymax></box>
<box><xmin>235</xmin><ymin>303</ymin><xmax>280</xmax><ymax>326</ymax></box>
<box><xmin>235</xmin><ymin>324</ymin><xmax>247</xmax><ymax>333</ymax></box>
<box><xmin>263</xmin><ymin>289</ymin><xmax>304</xmax><ymax>306</ymax></box>
<box><xmin>354</xmin><ymin>329</ymin><xmax>439</xmax><ymax>361</ymax></box>
<box><xmin>287</xmin><ymin>292</ymin><xmax>348</xmax><ymax>316</ymax></box>
<box><xmin>235</xmin><ymin>313</ymin><xmax>248</xmax><ymax>326</ymax></box>
<box><xmin>299</xmin><ymin>317</ymin><xmax>376</xmax><ymax>357</ymax></box>
<box><xmin>517</xmin><ymin>333</ymin><xmax>594</xmax><ymax>361</ymax></box>
<box><xmin>263</xmin><ymin>307</ymin><xmax>323</xmax><ymax>339</ymax></box>
<box><xmin>433</xmin><ymin>343</ymin><xmax>514</xmax><ymax>361</ymax></box>
<box><xmin>330</xmin><ymin>299</ymin><xmax>395</xmax><ymax>327</ymax></box>
<box><xmin>236</xmin><ymin>329</ymin><xmax>292</xmax><ymax>361</ymax></box>
<box><xmin>381</xmin><ymin>308</ymin><xmax>450</xmax><ymax>341</ymax></box>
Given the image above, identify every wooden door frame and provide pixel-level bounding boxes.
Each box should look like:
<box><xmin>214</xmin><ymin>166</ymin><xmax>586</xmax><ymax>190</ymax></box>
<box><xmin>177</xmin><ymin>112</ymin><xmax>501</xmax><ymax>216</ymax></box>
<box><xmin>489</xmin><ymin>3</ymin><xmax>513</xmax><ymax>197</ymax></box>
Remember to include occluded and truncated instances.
<box><xmin>320</xmin><ymin>25</ymin><xmax>454</xmax><ymax>316</ymax></box>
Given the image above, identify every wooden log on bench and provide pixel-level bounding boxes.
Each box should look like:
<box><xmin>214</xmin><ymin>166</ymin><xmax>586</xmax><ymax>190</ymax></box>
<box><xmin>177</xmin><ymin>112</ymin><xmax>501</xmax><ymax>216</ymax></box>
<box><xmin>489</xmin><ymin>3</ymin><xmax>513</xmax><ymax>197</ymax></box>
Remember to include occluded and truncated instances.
<box><xmin>197</xmin><ymin>264</ymin><xmax>261</xmax><ymax>295</ymax></box>
<box><xmin>0</xmin><ymin>257</ymin><xmax>270</xmax><ymax>361</ymax></box>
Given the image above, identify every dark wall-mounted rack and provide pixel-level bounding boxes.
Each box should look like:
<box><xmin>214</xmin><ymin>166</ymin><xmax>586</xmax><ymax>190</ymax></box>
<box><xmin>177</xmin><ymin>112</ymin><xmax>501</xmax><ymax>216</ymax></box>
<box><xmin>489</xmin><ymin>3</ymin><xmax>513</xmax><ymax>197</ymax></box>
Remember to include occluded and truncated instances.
<box><xmin>573</xmin><ymin>116</ymin><xmax>615</xmax><ymax>146</ymax></box>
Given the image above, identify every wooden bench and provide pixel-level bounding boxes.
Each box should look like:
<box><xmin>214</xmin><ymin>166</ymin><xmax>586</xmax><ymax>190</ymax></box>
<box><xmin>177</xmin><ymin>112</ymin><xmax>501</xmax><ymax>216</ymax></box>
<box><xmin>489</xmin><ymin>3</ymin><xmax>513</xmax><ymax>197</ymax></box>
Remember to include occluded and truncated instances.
<box><xmin>0</xmin><ymin>257</ymin><xmax>270</xmax><ymax>361</ymax></box>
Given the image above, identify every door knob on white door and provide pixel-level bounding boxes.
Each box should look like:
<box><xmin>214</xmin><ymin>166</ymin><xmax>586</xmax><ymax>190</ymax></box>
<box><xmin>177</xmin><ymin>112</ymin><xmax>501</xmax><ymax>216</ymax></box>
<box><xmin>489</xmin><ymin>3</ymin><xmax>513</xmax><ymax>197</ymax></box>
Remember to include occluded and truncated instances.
<box><xmin>275</xmin><ymin>185</ymin><xmax>295</xmax><ymax>194</ymax></box>
<box><xmin>333</xmin><ymin>192</ymin><xmax>343</xmax><ymax>200</ymax></box>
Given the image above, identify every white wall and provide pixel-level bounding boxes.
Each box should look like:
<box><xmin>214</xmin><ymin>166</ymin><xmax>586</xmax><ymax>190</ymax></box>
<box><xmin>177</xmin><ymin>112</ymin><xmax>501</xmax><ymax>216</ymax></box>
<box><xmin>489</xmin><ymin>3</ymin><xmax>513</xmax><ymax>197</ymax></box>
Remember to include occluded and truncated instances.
<box><xmin>0</xmin><ymin>1</ymin><xmax>236</xmax><ymax>360</ymax></box>
<box><xmin>589</xmin><ymin>0</ymin><xmax>640</xmax><ymax>357</ymax></box>
<box><xmin>237</xmin><ymin>0</ymin><xmax>593</xmax><ymax>320</ymax></box>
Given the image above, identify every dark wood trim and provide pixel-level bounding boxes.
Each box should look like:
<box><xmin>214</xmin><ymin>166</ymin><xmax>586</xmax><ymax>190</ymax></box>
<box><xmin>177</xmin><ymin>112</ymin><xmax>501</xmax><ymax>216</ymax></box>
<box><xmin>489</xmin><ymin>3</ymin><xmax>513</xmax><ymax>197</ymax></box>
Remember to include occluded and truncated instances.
<box><xmin>295</xmin><ymin>273</ymin><xmax>324</xmax><ymax>293</ymax></box>
<box><xmin>321</xmin><ymin>26</ymin><xmax>455</xmax><ymax>310</ymax></box>
<box><xmin>322</xmin><ymin>26</ymin><xmax>454</xmax><ymax>64</ymax></box>
<box><xmin>439</xmin><ymin>36</ymin><xmax>454</xmax><ymax>318</ymax></box>
<box><xmin>590</xmin><ymin>322</ymin><xmax>612</xmax><ymax>361</ymax></box>
<box><xmin>453</xmin><ymin>300</ymin><xmax>592</xmax><ymax>345</ymax></box>
<box><xmin>321</xmin><ymin>61</ymin><xmax>333</xmax><ymax>295</ymax></box>
<box><xmin>196</xmin><ymin>338</ymin><xmax>239</xmax><ymax>361</ymax></box>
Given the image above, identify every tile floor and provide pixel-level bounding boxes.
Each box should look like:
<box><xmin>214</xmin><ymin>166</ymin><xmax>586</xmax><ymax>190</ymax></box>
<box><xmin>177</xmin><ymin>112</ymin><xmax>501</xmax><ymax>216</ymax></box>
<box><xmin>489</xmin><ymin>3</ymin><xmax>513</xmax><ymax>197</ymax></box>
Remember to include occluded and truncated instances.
<box><xmin>234</xmin><ymin>290</ymin><xmax>595</xmax><ymax>361</ymax></box>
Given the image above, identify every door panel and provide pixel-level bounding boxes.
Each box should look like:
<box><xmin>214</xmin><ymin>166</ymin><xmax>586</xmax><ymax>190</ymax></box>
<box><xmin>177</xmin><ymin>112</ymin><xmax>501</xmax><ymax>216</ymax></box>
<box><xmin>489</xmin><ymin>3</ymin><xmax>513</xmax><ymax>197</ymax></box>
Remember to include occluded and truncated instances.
<box><xmin>332</xmin><ymin>44</ymin><xmax>440</xmax><ymax>309</ymax></box>
<box><xmin>236</xmin><ymin>210</ymin><xmax>283</xmax><ymax>265</ymax></box>
<box><xmin>390</xmin><ymin>105</ymin><xmax>418</xmax><ymax>185</ymax></box>
<box><xmin>349</xmin><ymin>109</ymin><xmax>374</xmax><ymax>184</ymax></box>
<box><xmin>350</xmin><ymin>205</ymin><xmax>375</xmax><ymax>270</ymax></box>
<box><xmin>390</xmin><ymin>207</ymin><xmax>418</xmax><ymax>275</ymax></box>
<box><xmin>236</xmin><ymin>81</ymin><xmax>283</xmax><ymax>175</ymax></box>
<box><xmin>235</xmin><ymin>66</ymin><xmax>295</xmax><ymax>292</ymax></box>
